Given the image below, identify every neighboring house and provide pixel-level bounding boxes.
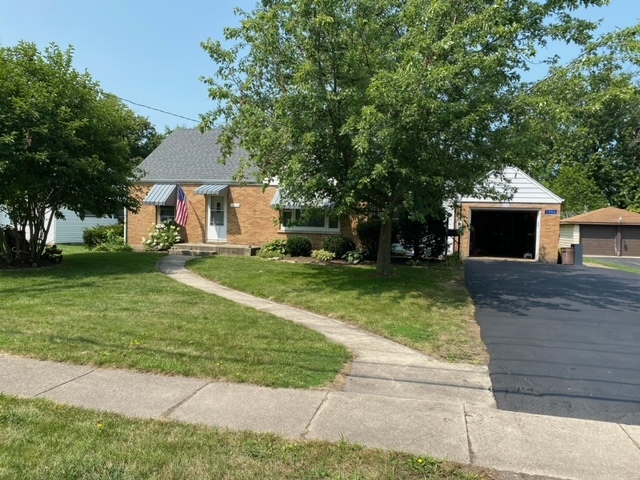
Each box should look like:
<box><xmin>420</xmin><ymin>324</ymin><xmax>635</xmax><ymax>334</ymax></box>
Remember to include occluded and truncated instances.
<box><xmin>560</xmin><ymin>207</ymin><xmax>640</xmax><ymax>257</ymax></box>
<box><xmin>126</xmin><ymin>128</ymin><xmax>354</xmax><ymax>250</ymax></box>
<box><xmin>452</xmin><ymin>167</ymin><xmax>563</xmax><ymax>263</ymax></box>
<box><xmin>0</xmin><ymin>208</ymin><xmax>117</xmax><ymax>244</ymax></box>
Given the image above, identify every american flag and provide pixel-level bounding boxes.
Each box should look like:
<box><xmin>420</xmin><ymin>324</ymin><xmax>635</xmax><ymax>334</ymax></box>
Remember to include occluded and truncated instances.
<box><xmin>175</xmin><ymin>185</ymin><xmax>188</xmax><ymax>226</ymax></box>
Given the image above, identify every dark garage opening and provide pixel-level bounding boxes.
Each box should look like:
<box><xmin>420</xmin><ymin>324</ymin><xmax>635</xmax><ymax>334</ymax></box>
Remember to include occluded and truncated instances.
<box><xmin>470</xmin><ymin>210</ymin><xmax>537</xmax><ymax>259</ymax></box>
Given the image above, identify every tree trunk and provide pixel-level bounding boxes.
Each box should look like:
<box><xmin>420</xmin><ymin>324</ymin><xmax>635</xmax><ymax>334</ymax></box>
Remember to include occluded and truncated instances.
<box><xmin>375</xmin><ymin>217</ymin><xmax>393</xmax><ymax>276</ymax></box>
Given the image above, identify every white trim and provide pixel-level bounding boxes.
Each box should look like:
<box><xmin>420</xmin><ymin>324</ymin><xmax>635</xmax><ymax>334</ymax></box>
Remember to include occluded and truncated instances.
<box><xmin>535</xmin><ymin>210</ymin><xmax>541</xmax><ymax>261</ymax></box>
<box><xmin>279</xmin><ymin>208</ymin><xmax>340</xmax><ymax>234</ymax></box>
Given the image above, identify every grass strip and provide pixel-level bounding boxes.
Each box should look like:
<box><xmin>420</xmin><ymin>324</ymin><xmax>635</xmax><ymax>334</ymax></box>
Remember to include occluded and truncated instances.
<box><xmin>0</xmin><ymin>250</ymin><xmax>349</xmax><ymax>388</ymax></box>
<box><xmin>584</xmin><ymin>258</ymin><xmax>640</xmax><ymax>275</ymax></box>
<box><xmin>0</xmin><ymin>394</ymin><xmax>489</xmax><ymax>480</ymax></box>
<box><xmin>189</xmin><ymin>256</ymin><xmax>486</xmax><ymax>364</ymax></box>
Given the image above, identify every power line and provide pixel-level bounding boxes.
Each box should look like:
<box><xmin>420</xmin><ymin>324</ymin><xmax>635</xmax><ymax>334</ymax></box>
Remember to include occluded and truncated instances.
<box><xmin>105</xmin><ymin>93</ymin><xmax>200</xmax><ymax>123</ymax></box>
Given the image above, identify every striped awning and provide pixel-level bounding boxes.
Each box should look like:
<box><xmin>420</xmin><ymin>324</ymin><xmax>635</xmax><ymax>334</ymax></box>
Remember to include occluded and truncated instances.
<box><xmin>142</xmin><ymin>184</ymin><xmax>176</xmax><ymax>206</ymax></box>
<box><xmin>194</xmin><ymin>185</ymin><xmax>229</xmax><ymax>195</ymax></box>
<box><xmin>270</xmin><ymin>189</ymin><xmax>331</xmax><ymax>209</ymax></box>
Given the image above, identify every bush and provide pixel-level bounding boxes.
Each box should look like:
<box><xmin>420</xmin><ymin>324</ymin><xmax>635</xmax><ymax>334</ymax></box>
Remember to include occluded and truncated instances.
<box><xmin>93</xmin><ymin>228</ymin><xmax>133</xmax><ymax>252</ymax></box>
<box><xmin>285</xmin><ymin>236</ymin><xmax>312</xmax><ymax>257</ymax></box>
<box><xmin>321</xmin><ymin>236</ymin><xmax>355</xmax><ymax>258</ymax></box>
<box><xmin>311</xmin><ymin>249</ymin><xmax>336</xmax><ymax>261</ymax></box>
<box><xmin>259</xmin><ymin>239</ymin><xmax>287</xmax><ymax>255</ymax></box>
<box><xmin>142</xmin><ymin>222</ymin><xmax>181</xmax><ymax>251</ymax></box>
<box><xmin>83</xmin><ymin>224</ymin><xmax>124</xmax><ymax>248</ymax></box>
<box><xmin>342</xmin><ymin>250</ymin><xmax>364</xmax><ymax>264</ymax></box>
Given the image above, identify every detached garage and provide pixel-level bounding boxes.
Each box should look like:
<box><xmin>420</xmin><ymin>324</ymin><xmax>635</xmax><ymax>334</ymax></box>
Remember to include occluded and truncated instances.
<box><xmin>456</xmin><ymin>167</ymin><xmax>563</xmax><ymax>263</ymax></box>
<box><xmin>560</xmin><ymin>207</ymin><xmax>640</xmax><ymax>257</ymax></box>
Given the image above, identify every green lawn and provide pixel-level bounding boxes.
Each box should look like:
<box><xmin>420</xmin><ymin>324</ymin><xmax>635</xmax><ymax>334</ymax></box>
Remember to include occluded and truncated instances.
<box><xmin>585</xmin><ymin>257</ymin><xmax>640</xmax><ymax>275</ymax></box>
<box><xmin>0</xmin><ymin>250</ymin><xmax>349</xmax><ymax>389</ymax></box>
<box><xmin>0</xmin><ymin>395</ymin><xmax>488</xmax><ymax>480</ymax></box>
<box><xmin>189</xmin><ymin>257</ymin><xmax>486</xmax><ymax>364</ymax></box>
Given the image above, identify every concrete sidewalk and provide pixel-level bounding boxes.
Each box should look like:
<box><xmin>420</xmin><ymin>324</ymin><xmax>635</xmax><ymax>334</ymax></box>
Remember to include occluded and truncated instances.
<box><xmin>2</xmin><ymin>354</ymin><xmax>640</xmax><ymax>479</ymax></box>
<box><xmin>2</xmin><ymin>255</ymin><xmax>640</xmax><ymax>479</ymax></box>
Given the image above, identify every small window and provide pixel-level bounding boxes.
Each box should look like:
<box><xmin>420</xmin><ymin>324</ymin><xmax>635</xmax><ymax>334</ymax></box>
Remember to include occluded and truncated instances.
<box><xmin>159</xmin><ymin>206</ymin><xmax>175</xmax><ymax>223</ymax></box>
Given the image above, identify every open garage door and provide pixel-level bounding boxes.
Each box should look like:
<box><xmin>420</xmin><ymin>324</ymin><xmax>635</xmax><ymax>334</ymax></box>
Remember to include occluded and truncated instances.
<box><xmin>469</xmin><ymin>210</ymin><xmax>538</xmax><ymax>259</ymax></box>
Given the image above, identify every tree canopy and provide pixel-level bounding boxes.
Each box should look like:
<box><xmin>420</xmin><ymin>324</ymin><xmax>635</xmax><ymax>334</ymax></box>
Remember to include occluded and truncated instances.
<box><xmin>520</xmin><ymin>24</ymin><xmax>640</xmax><ymax>216</ymax></box>
<box><xmin>201</xmin><ymin>0</ymin><xmax>608</xmax><ymax>274</ymax></box>
<box><xmin>0</xmin><ymin>42</ymin><xmax>150</xmax><ymax>263</ymax></box>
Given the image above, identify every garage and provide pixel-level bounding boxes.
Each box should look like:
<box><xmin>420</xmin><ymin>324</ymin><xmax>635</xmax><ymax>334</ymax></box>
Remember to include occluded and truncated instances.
<box><xmin>456</xmin><ymin>167</ymin><xmax>563</xmax><ymax>263</ymax></box>
<box><xmin>561</xmin><ymin>207</ymin><xmax>640</xmax><ymax>257</ymax></box>
<box><xmin>580</xmin><ymin>225</ymin><xmax>617</xmax><ymax>256</ymax></box>
<box><xmin>470</xmin><ymin>210</ymin><xmax>538</xmax><ymax>258</ymax></box>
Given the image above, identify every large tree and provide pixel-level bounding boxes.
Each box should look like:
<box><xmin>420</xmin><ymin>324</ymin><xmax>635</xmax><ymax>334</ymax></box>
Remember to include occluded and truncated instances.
<box><xmin>201</xmin><ymin>0</ymin><xmax>606</xmax><ymax>275</ymax></box>
<box><xmin>0</xmin><ymin>42</ymin><xmax>147</xmax><ymax>263</ymax></box>
<box><xmin>521</xmin><ymin>24</ymin><xmax>640</xmax><ymax>216</ymax></box>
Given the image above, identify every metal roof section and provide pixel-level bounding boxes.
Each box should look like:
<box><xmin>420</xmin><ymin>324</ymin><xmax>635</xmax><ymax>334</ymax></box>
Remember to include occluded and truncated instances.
<box><xmin>194</xmin><ymin>185</ymin><xmax>229</xmax><ymax>195</ymax></box>
<box><xmin>561</xmin><ymin>207</ymin><xmax>640</xmax><ymax>225</ymax></box>
<box><xmin>137</xmin><ymin>128</ymin><xmax>259</xmax><ymax>184</ymax></box>
<box><xmin>461</xmin><ymin>167</ymin><xmax>564</xmax><ymax>204</ymax></box>
<box><xmin>142</xmin><ymin>184</ymin><xmax>177</xmax><ymax>205</ymax></box>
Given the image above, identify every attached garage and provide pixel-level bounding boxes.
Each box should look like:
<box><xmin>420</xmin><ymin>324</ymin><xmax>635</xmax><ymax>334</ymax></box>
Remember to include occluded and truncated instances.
<box><xmin>560</xmin><ymin>207</ymin><xmax>640</xmax><ymax>257</ymax></box>
<box><xmin>456</xmin><ymin>167</ymin><xmax>563</xmax><ymax>263</ymax></box>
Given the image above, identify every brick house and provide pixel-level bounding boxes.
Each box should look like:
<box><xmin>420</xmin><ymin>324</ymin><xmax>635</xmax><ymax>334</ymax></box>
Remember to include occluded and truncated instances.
<box><xmin>125</xmin><ymin>128</ymin><xmax>354</xmax><ymax>251</ymax></box>
<box><xmin>453</xmin><ymin>167</ymin><xmax>563</xmax><ymax>263</ymax></box>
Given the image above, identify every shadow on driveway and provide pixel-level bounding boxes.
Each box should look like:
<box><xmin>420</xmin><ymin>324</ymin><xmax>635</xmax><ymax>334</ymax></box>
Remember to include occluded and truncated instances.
<box><xmin>466</xmin><ymin>259</ymin><xmax>640</xmax><ymax>425</ymax></box>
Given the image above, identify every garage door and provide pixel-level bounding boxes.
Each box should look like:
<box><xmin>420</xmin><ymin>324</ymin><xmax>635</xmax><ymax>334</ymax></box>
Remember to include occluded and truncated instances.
<box><xmin>581</xmin><ymin>225</ymin><xmax>616</xmax><ymax>256</ymax></box>
<box><xmin>622</xmin><ymin>226</ymin><xmax>640</xmax><ymax>257</ymax></box>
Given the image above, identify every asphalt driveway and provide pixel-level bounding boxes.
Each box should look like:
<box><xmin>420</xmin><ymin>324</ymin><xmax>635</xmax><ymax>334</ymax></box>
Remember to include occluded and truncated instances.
<box><xmin>465</xmin><ymin>259</ymin><xmax>640</xmax><ymax>425</ymax></box>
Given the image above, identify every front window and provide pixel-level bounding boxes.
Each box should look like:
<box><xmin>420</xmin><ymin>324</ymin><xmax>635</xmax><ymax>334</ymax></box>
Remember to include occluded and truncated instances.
<box><xmin>280</xmin><ymin>209</ymin><xmax>340</xmax><ymax>232</ymax></box>
<box><xmin>159</xmin><ymin>205</ymin><xmax>175</xmax><ymax>223</ymax></box>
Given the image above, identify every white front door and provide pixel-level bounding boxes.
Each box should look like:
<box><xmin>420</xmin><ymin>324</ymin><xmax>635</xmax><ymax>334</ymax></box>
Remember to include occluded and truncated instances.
<box><xmin>207</xmin><ymin>195</ymin><xmax>227</xmax><ymax>242</ymax></box>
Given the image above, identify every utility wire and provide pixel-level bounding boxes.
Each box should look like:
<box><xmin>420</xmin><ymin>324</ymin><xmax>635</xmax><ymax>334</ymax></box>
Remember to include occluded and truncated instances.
<box><xmin>105</xmin><ymin>93</ymin><xmax>200</xmax><ymax>123</ymax></box>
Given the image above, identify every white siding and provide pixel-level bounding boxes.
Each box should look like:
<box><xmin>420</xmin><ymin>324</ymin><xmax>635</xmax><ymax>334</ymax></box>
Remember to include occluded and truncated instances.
<box><xmin>54</xmin><ymin>209</ymin><xmax>118</xmax><ymax>244</ymax></box>
<box><xmin>0</xmin><ymin>211</ymin><xmax>9</xmax><ymax>225</ymax></box>
<box><xmin>461</xmin><ymin>167</ymin><xmax>563</xmax><ymax>205</ymax></box>
<box><xmin>559</xmin><ymin>224</ymin><xmax>580</xmax><ymax>248</ymax></box>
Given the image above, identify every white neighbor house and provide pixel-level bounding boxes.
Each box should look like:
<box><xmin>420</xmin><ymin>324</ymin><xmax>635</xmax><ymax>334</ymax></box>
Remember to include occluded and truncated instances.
<box><xmin>0</xmin><ymin>208</ymin><xmax>117</xmax><ymax>244</ymax></box>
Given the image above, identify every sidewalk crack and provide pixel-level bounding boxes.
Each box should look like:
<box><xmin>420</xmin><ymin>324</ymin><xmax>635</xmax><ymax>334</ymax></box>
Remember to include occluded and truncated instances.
<box><xmin>33</xmin><ymin>369</ymin><xmax>95</xmax><ymax>397</ymax></box>
<box><xmin>161</xmin><ymin>382</ymin><xmax>211</xmax><ymax>419</ymax></box>
<box><xmin>619</xmin><ymin>423</ymin><xmax>640</xmax><ymax>451</ymax></box>
<box><xmin>463</xmin><ymin>405</ymin><xmax>476</xmax><ymax>464</ymax></box>
<box><xmin>301</xmin><ymin>391</ymin><xmax>330</xmax><ymax>440</ymax></box>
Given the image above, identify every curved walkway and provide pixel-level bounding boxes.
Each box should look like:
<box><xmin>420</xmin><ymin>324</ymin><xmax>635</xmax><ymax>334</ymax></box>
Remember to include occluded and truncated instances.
<box><xmin>158</xmin><ymin>255</ymin><xmax>494</xmax><ymax>407</ymax></box>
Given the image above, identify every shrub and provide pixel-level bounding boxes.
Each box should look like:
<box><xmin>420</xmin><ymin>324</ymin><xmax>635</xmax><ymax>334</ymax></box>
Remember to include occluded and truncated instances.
<box><xmin>285</xmin><ymin>236</ymin><xmax>312</xmax><ymax>257</ymax></box>
<box><xmin>82</xmin><ymin>224</ymin><xmax>124</xmax><ymax>248</ymax></box>
<box><xmin>321</xmin><ymin>236</ymin><xmax>354</xmax><ymax>258</ymax></box>
<box><xmin>259</xmin><ymin>239</ymin><xmax>287</xmax><ymax>255</ymax></box>
<box><xmin>342</xmin><ymin>250</ymin><xmax>364</xmax><ymax>264</ymax></box>
<box><xmin>398</xmin><ymin>209</ymin><xmax>448</xmax><ymax>259</ymax></box>
<box><xmin>93</xmin><ymin>229</ymin><xmax>133</xmax><ymax>252</ymax></box>
<box><xmin>142</xmin><ymin>222</ymin><xmax>181</xmax><ymax>251</ymax></box>
<box><xmin>311</xmin><ymin>249</ymin><xmax>336</xmax><ymax>261</ymax></box>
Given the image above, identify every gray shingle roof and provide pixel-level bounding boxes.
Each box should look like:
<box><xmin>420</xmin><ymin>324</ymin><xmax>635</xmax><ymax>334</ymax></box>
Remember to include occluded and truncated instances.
<box><xmin>137</xmin><ymin>128</ymin><xmax>257</xmax><ymax>184</ymax></box>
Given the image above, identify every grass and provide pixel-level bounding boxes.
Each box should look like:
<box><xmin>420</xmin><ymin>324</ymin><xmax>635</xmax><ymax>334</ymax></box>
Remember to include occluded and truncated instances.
<box><xmin>189</xmin><ymin>257</ymin><xmax>486</xmax><ymax>364</ymax></box>
<box><xmin>0</xmin><ymin>249</ymin><xmax>349</xmax><ymax>389</ymax></box>
<box><xmin>585</xmin><ymin>257</ymin><xmax>640</xmax><ymax>275</ymax></box>
<box><xmin>0</xmin><ymin>394</ymin><xmax>491</xmax><ymax>480</ymax></box>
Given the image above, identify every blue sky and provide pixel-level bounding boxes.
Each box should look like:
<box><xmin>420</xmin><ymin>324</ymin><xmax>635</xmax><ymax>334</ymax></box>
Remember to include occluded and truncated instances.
<box><xmin>0</xmin><ymin>0</ymin><xmax>637</xmax><ymax>130</ymax></box>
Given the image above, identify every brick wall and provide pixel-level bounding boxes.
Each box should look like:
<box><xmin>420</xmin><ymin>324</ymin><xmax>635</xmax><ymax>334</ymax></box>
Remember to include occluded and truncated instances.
<box><xmin>127</xmin><ymin>184</ymin><xmax>356</xmax><ymax>249</ymax></box>
<box><xmin>458</xmin><ymin>203</ymin><xmax>562</xmax><ymax>263</ymax></box>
